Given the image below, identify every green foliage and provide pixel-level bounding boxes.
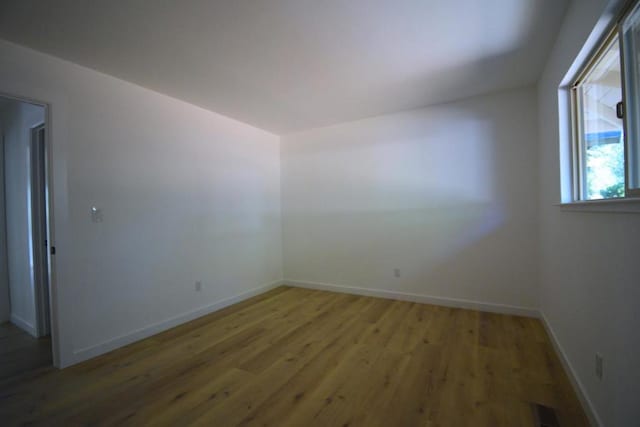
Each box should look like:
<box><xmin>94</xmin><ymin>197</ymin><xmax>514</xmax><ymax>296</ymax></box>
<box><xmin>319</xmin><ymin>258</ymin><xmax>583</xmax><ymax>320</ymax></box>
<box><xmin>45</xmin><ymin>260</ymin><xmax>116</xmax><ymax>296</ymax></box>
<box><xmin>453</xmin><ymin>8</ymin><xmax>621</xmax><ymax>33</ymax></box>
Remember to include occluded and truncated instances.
<box><xmin>586</xmin><ymin>139</ymin><xmax>625</xmax><ymax>199</ymax></box>
<box><xmin>600</xmin><ymin>182</ymin><xmax>625</xmax><ymax>198</ymax></box>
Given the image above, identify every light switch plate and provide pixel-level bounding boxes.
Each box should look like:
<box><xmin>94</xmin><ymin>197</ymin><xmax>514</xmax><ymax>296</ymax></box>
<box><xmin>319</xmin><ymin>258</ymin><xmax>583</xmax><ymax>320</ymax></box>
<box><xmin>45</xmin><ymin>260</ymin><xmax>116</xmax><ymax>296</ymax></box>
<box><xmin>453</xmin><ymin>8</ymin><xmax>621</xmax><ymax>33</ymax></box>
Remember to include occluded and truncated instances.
<box><xmin>91</xmin><ymin>206</ymin><xmax>103</xmax><ymax>223</ymax></box>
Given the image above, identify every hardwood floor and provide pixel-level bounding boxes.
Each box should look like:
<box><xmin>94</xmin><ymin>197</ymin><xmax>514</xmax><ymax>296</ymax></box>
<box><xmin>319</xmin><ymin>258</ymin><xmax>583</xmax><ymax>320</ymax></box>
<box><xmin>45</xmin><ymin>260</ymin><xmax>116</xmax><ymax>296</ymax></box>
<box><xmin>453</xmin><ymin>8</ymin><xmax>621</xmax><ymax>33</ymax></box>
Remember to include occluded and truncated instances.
<box><xmin>0</xmin><ymin>322</ymin><xmax>52</xmax><ymax>382</ymax></box>
<box><xmin>0</xmin><ymin>286</ymin><xmax>588</xmax><ymax>426</ymax></box>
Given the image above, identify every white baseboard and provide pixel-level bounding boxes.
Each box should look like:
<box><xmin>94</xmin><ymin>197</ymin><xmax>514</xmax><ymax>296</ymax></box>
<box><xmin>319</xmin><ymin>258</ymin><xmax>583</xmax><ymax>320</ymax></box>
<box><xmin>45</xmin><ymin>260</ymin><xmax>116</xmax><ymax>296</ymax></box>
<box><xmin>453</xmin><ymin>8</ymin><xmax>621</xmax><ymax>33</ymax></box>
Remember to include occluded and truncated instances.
<box><xmin>540</xmin><ymin>312</ymin><xmax>601</xmax><ymax>427</ymax></box>
<box><xmin>71</xmin><ymin>279</ymin><xmax>284</xmax><ymax>366</ymax></box>
<box><xmin>284</xmin><ymin>279</ymin><xmax>539</xmax><ymax>318</ymax></box>
<box><xmin>10</xmin><ymin>313</ymin><xmax>38</xmax><ymax>337</ymax></box>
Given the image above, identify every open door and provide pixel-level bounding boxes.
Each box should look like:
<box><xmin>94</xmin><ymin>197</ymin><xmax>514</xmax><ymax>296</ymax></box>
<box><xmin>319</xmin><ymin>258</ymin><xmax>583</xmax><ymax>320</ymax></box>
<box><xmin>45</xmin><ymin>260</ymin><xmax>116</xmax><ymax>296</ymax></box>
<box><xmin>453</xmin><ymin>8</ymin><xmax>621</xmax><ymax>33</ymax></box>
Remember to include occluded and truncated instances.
<box><xmin>30</xmin><ymin>123</ymin><xmax>50</xmax><ymax>337</ymax></box>
<box><xmin>0</xmin><ymin>96</ymin><xmax>55</xmax><ymax>378</ymax></box>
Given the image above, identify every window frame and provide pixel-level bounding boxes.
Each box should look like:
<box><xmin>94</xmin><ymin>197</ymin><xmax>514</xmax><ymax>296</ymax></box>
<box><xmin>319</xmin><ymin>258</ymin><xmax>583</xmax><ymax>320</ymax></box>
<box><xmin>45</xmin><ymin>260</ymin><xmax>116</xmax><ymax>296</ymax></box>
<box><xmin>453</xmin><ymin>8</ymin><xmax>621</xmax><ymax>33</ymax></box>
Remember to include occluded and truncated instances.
<box><xmin>620</xmin><ymin>0</ymin><xmax>640</xmax><ymax>198</ymax></box>
<box><xmin>569</xmin><ymin>0</ymin><xmax>640</xmax><ymax>203</ymax></box>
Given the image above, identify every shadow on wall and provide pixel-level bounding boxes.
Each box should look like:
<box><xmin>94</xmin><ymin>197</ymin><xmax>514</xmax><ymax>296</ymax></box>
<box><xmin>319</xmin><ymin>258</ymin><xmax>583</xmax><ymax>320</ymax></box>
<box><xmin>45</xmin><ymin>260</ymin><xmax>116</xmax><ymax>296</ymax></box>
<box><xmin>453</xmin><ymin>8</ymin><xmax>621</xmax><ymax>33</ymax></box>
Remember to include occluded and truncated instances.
<box><xmin>282</xmin><ymin>88</ymin><xmax>539</xmax><ymax>307</ymax></box>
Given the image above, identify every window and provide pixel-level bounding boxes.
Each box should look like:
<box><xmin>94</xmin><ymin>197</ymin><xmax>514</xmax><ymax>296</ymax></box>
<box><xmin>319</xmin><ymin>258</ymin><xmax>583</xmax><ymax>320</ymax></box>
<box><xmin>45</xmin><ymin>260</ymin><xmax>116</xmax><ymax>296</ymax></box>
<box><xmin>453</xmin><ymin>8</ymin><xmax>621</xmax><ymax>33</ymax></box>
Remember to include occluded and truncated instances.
<box><xmin>571</xmin><ymin>0</ymin><xmax>640</xmax><ymax>201</ymax></box>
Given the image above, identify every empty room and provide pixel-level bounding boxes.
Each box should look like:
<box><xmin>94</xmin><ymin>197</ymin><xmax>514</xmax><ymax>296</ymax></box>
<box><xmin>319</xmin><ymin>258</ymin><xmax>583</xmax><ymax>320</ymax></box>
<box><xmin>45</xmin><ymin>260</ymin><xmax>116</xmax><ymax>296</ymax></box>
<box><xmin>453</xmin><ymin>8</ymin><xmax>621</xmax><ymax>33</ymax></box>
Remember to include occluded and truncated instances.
<box><xmin>0</xmin><ymin>1</ymin><xmax>638</xmax><ymax>426</ymax></box>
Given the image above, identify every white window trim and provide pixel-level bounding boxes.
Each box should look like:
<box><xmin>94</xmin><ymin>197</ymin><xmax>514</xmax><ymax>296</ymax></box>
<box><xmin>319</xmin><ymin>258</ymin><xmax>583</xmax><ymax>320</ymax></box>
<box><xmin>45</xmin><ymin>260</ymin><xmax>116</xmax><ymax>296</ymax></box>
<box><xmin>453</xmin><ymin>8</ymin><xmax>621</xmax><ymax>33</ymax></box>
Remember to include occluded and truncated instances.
<box><xmin>558</xmin><ymin>0</ymin><xmax>640</xmax><ymax>213</ymax></box>
<box><xmin>557</xmin><ymin>197</ymin><xmax>640</xmax><ymax>213</ymax></box>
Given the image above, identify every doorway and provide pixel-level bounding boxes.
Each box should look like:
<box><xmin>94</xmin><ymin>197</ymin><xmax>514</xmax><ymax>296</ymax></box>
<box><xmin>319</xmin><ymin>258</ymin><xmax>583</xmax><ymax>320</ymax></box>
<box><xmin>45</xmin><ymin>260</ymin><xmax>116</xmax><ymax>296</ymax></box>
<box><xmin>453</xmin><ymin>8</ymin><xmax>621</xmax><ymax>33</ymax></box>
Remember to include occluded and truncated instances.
<box><xmin>0</xmin><ymin>96</ymin><xmax>53</xmax><ymax>380</ymax></box>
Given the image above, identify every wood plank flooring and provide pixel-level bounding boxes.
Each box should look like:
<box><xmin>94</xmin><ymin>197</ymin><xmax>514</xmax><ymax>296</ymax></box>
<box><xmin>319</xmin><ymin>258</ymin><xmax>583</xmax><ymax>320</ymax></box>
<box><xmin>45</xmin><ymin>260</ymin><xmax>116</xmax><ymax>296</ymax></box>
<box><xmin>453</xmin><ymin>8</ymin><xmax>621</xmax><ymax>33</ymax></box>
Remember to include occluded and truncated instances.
<box><xmin>0</xmin><ymin>286</ymin><xmax>589</xmax><ymax>426</ymax></box>
<box><xmin>0</xmin><ymin>322</ymin><xmax>52</xmax><ymax>382</ymax></box>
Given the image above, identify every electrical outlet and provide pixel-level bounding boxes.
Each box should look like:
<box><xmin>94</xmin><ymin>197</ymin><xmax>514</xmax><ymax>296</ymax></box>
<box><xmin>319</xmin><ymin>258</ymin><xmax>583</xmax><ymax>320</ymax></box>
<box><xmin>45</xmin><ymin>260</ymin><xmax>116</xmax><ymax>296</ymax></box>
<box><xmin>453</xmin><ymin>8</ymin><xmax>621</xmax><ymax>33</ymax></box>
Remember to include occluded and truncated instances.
<box><xmin>595</xmin><ymin>353</ymin><xmax>603</xmax><ymax>380</ymax></box>
<box><xmin>394</xmin><ymin>268</ymin><xmax>401</xmax><ymax>278</ymax></box>
<box><xmin>195</xmin><ymin>281</ymin><xmax>202</xmax><ymax>292</ymax></box>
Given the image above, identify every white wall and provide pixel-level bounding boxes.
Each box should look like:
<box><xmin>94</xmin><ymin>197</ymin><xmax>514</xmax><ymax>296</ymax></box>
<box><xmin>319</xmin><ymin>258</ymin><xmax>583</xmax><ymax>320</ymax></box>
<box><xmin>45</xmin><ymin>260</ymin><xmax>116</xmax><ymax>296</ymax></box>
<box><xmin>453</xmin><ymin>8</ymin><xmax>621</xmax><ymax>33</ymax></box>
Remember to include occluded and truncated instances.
<box><xmin>0</xmin><ymin>39</ymin><xmax>282</xmax><ymax>367</ymax></box>
<box><xmin>0</xmin><ymin>116</ymin><xmax>9</xmax><ymax>323</ymax></box>
<box><xmin>538</xmin><ymin>0</ymin><xmax>640</xmax><ymax>426</ymax></box>
<box><xmin>1</xmin><ymin>100</ymin><xmax>45</xmax><ymax>335</ymax></box>
<box><xmin>281</xmin><ymin>87</ymin><xmax>539</xmax><ymax>312</ymax></box>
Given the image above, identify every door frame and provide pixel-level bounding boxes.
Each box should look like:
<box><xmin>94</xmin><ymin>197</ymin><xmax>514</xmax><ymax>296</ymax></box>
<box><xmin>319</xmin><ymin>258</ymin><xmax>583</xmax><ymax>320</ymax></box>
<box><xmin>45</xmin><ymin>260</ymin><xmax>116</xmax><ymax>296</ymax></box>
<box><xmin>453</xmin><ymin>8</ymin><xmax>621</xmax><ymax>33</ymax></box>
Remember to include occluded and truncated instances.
<box><xmin>0</xmin><ymin>91</ymin><xmax>59</xmax><ymax>367</ymax></box>
<box><xmin>30</xmin><ymin>123</ymin><xmax>50</xmax><ymax>337</ymax></box>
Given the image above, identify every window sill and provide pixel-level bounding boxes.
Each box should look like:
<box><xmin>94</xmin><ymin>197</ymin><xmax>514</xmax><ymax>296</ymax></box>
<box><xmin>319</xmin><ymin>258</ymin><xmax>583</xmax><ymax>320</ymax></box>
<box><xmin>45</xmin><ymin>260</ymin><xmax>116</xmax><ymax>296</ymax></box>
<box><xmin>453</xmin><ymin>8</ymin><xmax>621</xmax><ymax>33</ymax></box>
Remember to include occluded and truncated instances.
<box><xmin>556</xmin><ymin>197</ymin><xmax>640</xmax><ymax>213</ymax></box>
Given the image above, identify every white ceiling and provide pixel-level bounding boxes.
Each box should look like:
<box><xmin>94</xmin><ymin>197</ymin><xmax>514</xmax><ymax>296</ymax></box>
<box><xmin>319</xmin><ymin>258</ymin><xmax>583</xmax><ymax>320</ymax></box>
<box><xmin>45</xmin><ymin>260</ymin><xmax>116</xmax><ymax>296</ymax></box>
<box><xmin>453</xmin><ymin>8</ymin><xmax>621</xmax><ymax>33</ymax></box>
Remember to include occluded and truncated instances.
<box><xmin>0</xmin><ymin>0</ymin><xmax>567</xmax><ymax>134</ymax></box>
